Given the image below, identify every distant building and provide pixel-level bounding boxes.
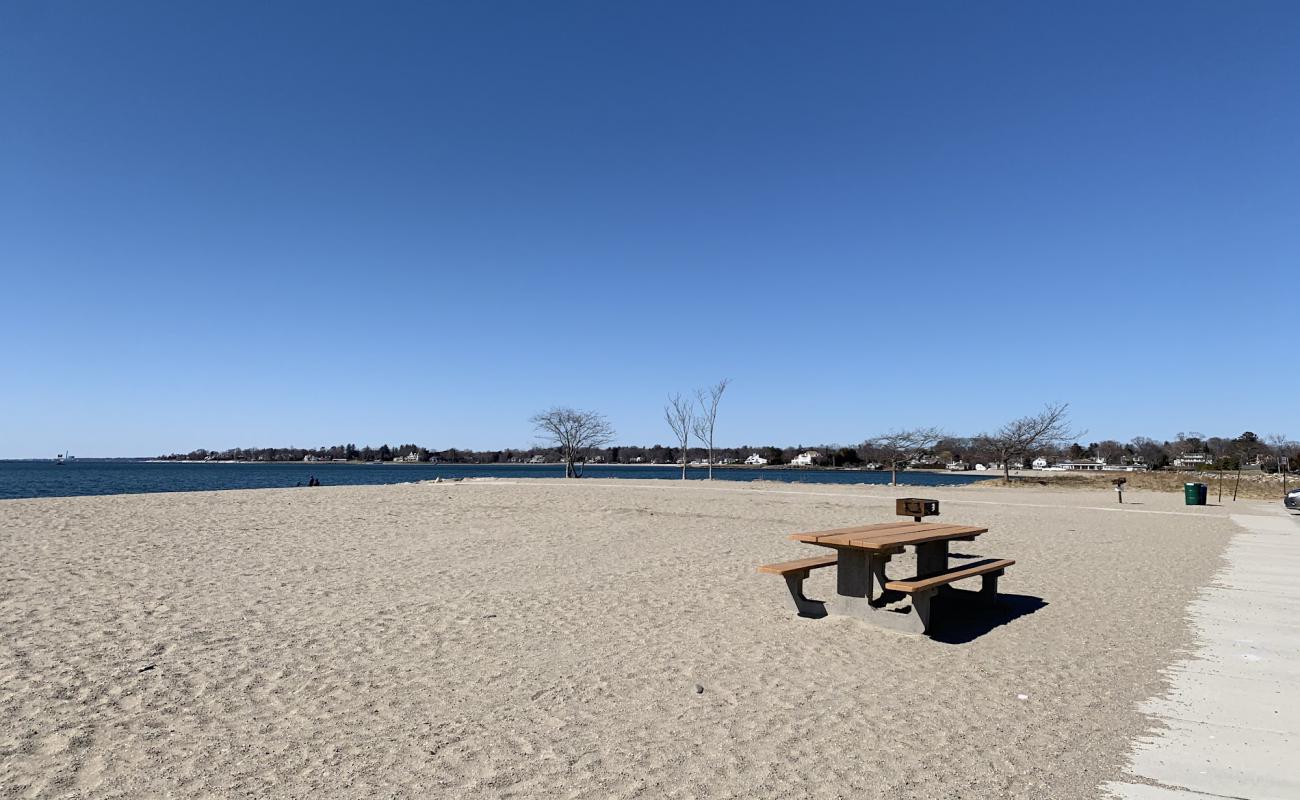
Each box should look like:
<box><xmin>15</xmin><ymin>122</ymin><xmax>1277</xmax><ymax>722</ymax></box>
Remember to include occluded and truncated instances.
<box><xmin>791</xmin><ymin>450</ymin><xmax>821</xmax><ymax>467</ymax></box>
<box><xmin>946</xmin><ymin>461</ymin><xmax>971</xmax><ymax>471</ymax></box>
<box><xmin>1173</xmin><ymin>453</ymin><xmax>1215</xmax><ymax>468</ymax></box>
<box><xmin>303</xmin><ymin>454</ymin><xmax>319</xmax><ymax>462</ymax></box>
<box><xmin>745</xmin><ymin>453</ymin><xmax>768</xmax><ymax>466</ymax></box>
<box><xmin>1057</xmin><ymin>459</ymin><xmax>1105</xmax><ymax>471</ymax></box>
<box><xmin>1058</xmin><ymin>458</ymin><xmax>1147</xmax><ymax>472</ymax></box>
<box><xmin>396</xmin><ymin>452</ymin><xmax>420</xmax><ymax>463</ymax></box>
<box><xmin>1031</xmin><ymin>457</ymin><xmax>1051</xmax><ymax>469</ymax></box>
<box><xmin>528</xmin><ymin>454</ymin><xmax>547</xmax><ymax>464</ymax></box>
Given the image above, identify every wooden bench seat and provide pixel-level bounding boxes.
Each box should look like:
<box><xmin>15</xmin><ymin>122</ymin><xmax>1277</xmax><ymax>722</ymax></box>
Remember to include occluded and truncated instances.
<box><xmin>757</xmin><ymin>554</ymin><xmax>836</xmax><ymax>616</ymax></box>
<box><xmin>876</xmin><ymin>558</ymin><xmax>1015</xmax><ymax>634</ymax></box>
<box><xmin>885</xmin><ymin>558</ymin><xmax>1014</xmax><ymax>594</ymax></box>
<box><xmin>756</xmin><ymin>555</ymin><xmax>837</xmax><ymax>575</ymax></box>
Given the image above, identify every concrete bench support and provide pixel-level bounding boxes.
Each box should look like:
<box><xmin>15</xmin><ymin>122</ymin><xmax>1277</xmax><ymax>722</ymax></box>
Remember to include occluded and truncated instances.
<box><xmin>782</xmin><ymin>571</ymin><xmax>826</xmax><ymax>617</ymax></box>
<box><xmin>757</xmin><ymin>555</ymin><xmax>837</xmax><ymax>618</ymax></box>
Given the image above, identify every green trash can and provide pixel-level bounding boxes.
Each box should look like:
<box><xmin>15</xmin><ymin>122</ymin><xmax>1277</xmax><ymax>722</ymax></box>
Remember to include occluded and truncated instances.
<box><xmin>1184</xmin><ymin>482</ymin><xmax>1207</xmax><ymax>505</ymax></box>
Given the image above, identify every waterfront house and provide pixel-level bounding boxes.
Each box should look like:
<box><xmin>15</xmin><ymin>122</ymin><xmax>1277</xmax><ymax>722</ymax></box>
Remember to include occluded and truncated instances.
<box><xmin>744</xmin><ymin>453</ymin><xmax>769</xmax><ymax>466</ymax></box>
<box><xmin>791</xmin><ymin>451</ymin><xmax>821</xmax><ymax>467</ymax></box>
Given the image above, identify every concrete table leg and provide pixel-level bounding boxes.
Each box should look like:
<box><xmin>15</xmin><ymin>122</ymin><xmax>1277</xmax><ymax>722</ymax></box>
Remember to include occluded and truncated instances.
<box><xmin>915</xmin><ymin>540</ymin><xmax>949</xmax><ymax>576</ymax></box>
<box><xmin>835</xmin><ymin>549</ymin><xmax>871</xmax><ymax>599</ymax></box>
<box><xmin>916</xmin><ymin>540</ymin><xmax>955</xmax><ymax>598</ymax></box>
<box><xmin>827</xmin><ymin>549</ymin><xmax>929</xmax><ymax>632</ymax></box>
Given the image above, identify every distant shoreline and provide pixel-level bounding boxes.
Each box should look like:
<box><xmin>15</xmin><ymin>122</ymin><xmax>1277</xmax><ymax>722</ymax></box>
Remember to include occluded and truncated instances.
<box><xmin>140</xmin><ymin>459</ymin><xmax>955</xmax><ymax>475</ymax></box>
<box><xmin>0</xmin><ymin>459</ymin><xmax>995</xmax><ymax>501</ymax></box>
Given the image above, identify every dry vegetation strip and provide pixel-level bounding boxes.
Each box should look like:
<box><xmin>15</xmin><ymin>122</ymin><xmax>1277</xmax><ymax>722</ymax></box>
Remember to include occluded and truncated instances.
<box><xmin>978</xmin><ymin>470</ymin><xmax>1293</xmax><ymax>500</ymax></box>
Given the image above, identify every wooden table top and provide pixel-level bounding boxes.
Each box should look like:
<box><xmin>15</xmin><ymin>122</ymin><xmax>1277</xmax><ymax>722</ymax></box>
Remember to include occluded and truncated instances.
<box><xmin>789</xmin><ymin>521</ymin><xmax>988</xmax><ymax>552</ymax></box>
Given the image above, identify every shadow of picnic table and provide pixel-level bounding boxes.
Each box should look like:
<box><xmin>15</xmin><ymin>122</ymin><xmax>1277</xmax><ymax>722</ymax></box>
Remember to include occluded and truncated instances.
<box><xmin>926</xmin><ymin>589</ymin><xmax>1048</xmax><ymax>644</ymax></box>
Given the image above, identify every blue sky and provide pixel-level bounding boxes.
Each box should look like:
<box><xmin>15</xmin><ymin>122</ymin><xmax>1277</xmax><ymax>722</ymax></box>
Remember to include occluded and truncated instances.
<box><xmin>2</xmin><ymin>2</ymin><xmax>1295</xmax><ymax>457</ymax></box>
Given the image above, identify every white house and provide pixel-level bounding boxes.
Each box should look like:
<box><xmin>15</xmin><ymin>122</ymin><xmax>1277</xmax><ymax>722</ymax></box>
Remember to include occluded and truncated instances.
<box><xmin>791</xmin><ymin>450</ymin><xmax>821</xmax><ymax>467</ymax></box>
<box><xmin>1031</xmin><ymin>457</ymin><xmax>1050</xmax><ymax>469</ymax></box>
<box><xmin>528</xmin><ymin>454</ymin><xmax>547</xmax><ymax>464</ymax></box>
<box><xmin>1173</xmin><ymin>453</ymin><xmax>1215</xmax><ymax>468</ymax></box>
<box><xmin>303</xmin><ymin>454</ymin><xmax>319</xmax><ymax>462</ymax></box>
<box><xmin>396</xmin><ymin>452</ymin><xmax>420</xmax><ymax>463</ymax></box>
<box><xmin>744</xmin><ymin>453</ymin><xmax>768</xmax><ymax>466</ymax></box>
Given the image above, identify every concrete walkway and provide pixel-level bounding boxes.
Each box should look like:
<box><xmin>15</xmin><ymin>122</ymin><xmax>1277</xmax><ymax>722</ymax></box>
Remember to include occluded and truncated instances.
<box><xmin>1104</xmin><ymin>509</ymin><xmax>1300</xmax><ymax>800</ymax></box>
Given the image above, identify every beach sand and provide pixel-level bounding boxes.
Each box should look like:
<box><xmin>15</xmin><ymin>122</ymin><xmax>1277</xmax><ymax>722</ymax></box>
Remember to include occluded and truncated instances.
<box><xmin>0</xmin><ymin>479</ymin><xmax>1251</xmax><ymax>798</ymax></box>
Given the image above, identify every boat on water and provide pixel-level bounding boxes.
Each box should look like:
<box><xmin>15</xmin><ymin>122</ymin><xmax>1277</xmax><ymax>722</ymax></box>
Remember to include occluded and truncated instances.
<box><xmin>55</xmin><ymin>451</ymin><xmax>72</xmax><ymax>465</ymax></box>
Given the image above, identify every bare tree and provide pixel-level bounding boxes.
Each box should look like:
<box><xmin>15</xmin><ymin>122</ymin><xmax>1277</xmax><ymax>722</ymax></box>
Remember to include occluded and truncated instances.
<box><xmin>691</xmin><ymin>378</ymin><xmax>729</xmax><ymax>480</ymax></box>
<box><xmin>1129</xmin><ymin>436</ymin><xmax>1167</xmax><ymax>469</ymax></box>
<box><xmin>980</xmin><ymin>402</ymin><xmax>1081</xmax><ymax>482</ymax></box>
<box><xmin>665</xmin><ymin>393</ymin><xmax>694</xmax><ymax>480</ymax></box>
<box><xmin>1095</xmin><ymin>439</ymin><xmax>1125</xmax><ymax>465</ymax></box>
<box><xmin>1266</xmin><ymin>433</ymin><xmax>1290</xmax><ymax>495</ymax></box>
<box><xmin>868</xmin><ymin>427</ymin><xmax>944</xmax><ymax>486</ymax></box>
<box><xmin>530</xmin><ymin>407</ymin><xmax>615</xmax><ymax>478</ymax></box>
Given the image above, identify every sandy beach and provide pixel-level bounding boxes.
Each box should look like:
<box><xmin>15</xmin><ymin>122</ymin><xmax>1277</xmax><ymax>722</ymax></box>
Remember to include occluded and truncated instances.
<box><xmin>0</xmin><ymin>479</ymin><xmax>1257</xmax><ymax>798</ymax></box>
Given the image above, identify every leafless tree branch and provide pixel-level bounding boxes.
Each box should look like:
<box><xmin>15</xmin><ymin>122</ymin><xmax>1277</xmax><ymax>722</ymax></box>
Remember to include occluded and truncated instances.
<box><xmin>866</xmin><ymin>427</ymin><xmax>945</xmax><ymax>485</ymax></box>
<box><xmin>665</xmin><ymin>393</ymin><xmax>694</xmax><ymax>480</ymax></box>
<box><xmin>530</xmin><ymin>407</ymin><xmax>615</xmax><ymax>478</ymax></box>
<box><xmin>978</xmin><ymin>402</ymin><xmax>1082</xmax><ymax>482</ymax></box>
<box><xmin>691</xmin><ymin>378</ymin><xmax>729</xmax><ymax>480</ymax></box>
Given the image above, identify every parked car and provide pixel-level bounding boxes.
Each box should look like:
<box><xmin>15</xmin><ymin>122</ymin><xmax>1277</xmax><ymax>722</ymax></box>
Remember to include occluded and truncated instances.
<box><xmin>1286</xmin><ymin>488</ymin><xmax>1300</xmax><ymax>512</ymax></box>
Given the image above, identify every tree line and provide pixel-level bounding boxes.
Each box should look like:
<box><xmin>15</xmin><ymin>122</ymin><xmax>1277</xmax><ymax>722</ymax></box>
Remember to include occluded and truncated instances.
<box><xmin>160</xmin><ymin>399</ymin><xmax>1297</xmax><ymax>478</ymax></box>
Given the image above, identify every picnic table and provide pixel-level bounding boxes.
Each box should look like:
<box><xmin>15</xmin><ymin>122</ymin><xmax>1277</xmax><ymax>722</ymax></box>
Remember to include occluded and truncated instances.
<box><xmin>758</xmin><ymin>515</ymin><xmax>1014</xmax><ymax>635</ymax></box>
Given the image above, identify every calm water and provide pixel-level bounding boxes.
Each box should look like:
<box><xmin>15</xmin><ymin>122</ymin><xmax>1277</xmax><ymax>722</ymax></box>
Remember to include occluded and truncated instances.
<box><xmin>0</xmin><ymin>460</ymin><xmax>994</xmax><ymax>500</ymax></box>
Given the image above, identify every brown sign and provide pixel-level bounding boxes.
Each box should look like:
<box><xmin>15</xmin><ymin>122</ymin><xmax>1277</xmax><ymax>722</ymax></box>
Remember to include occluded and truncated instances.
<box><xmin>896</xmin><ymin>498</ymin><xmax>940</xmax><ymax>518</ymax></box>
